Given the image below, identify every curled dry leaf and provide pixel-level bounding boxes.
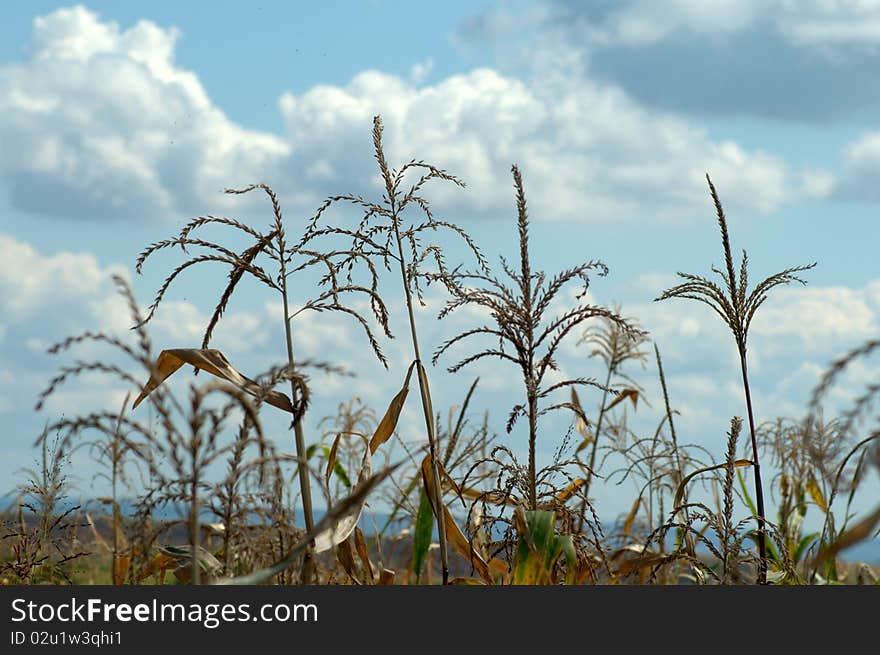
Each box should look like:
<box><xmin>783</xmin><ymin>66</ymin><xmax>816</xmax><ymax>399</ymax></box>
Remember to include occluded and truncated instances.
<box><xmin>316</xmin><ymin>370</ymin><xmax>417</xmax><ymax>554</ymax></box>
<box><xmin>139</xmin><ymin>545</ymin><xmax>224</xmax><ymax>585</ymax></box>
<box><xmin>335</xmin><ymin>538</ymin><xmax>362</xmax><ymax>585</ymax></box>
<box><xmin>369</xmin><ymin>361</ymin><xmax>416</xmax><ymax>454</ymax></box>
<box><xmin>325</xmin><ymin>431</ymin><xmax>367</xmax><ymax>488</ymax></box>
<box><xmin>313</xmin><ymin>434</ymin><xmax>371</xmax><ymax>553</ymax></box>
<box><xmin>605</xmin><ymin>388</ymin><xmax>639</xmax><ymax>412</ymax></box>
<box><xmin>458</xmin><ymin>486</ymin><xmax>516</xmax><ymax>506</ymax></box>
<box><xmin>354</xmin><ymin>527</ymin><xmax>376</xmax><ymax>584</ymax></box>
<box><xmin>132</xmin><ymin>349</ymin><xmax>294</xmax><ymax>413</ymax></box>
<box><xmin>448</xmin><ymin>577</ymin><xmax>487</xmax><ymax>585</ymax></box>
<box><xmin>570</xmin><ymin>388</ymin><xmax>590</xmax><ymax>439</ymax></box>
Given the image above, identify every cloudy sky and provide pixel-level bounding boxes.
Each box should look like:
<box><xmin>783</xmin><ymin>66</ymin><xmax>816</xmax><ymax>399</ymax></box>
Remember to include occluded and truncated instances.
<box><xmin>2</xmin><ymin>1</ymin><xmax>879</xmax><ymax>534</ymax></box>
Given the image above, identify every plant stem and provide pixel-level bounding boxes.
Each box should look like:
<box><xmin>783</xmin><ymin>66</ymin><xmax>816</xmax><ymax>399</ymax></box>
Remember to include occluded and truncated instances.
<box><xmin>517</xmin><ymin>201</ymin><xmax>539</xmax><ymax>512</ymax></box>
<box><xmin>392</xmin><ymin>222</ymin><xmax>449</xmax><ymax>585</ymax></box>
<box><xmin>737</xmin><ymin>345</ymin><xmax>767</xmax><ymax>584</ymax></box>
<box><xmin>279</xmin><ymin>249</ymin><xmax>316</xmax><ymax>585</ymax></box>
<box><xmin>655</xmin><ymin>343</ymin><xmax>692</xmax><ymax>556</ymax></box>
<box><xmin>578</xmin><ymin>365</ymin><xmax>613</xmax><ymax>531</ymax></box>
<box><xmin>189</xmin><ymin>458</ymin><xmax>200</xmax><ymax>585</ymax></box>
<box><xmin>527</xmin><ymin>390</ymin><xmax>538</xmax><ymax>510</ymax></box>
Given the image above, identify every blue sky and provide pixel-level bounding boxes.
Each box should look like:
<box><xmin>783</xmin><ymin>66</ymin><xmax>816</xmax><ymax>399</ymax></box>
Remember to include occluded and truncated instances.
<box><xmin>2</xmin><ymin>2</ymin><xmax>879</xmax><ymax>538</ymax></box>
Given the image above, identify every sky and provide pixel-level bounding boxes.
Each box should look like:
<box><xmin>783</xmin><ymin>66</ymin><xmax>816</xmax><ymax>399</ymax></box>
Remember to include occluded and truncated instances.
<box><xmin>2</xmin><ymin>1</ymin><xmax>880</xmax><ymax>542</ymax></box>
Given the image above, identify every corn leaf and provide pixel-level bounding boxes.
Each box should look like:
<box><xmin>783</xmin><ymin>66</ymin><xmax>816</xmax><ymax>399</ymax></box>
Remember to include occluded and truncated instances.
<box><xmin>219</xmin><ymin>463</ymin><xmax>399</xmax><ymax>585</ymax></box>
<box><xmin>420</xmin><ymin>454</ymin><xmax>507</xmax><ymax>583</ymax></box>
<box><xmin>513</xmin><ymin>509</ymin><xmax>568</xmax><ymax>585</ymax></box>
<box><xmin>570</xmin><ymin>388</ymin><xmax>590</xmax><ymax>438</ymax></box>
<box><xmin>812</xmin><ymin>504</ymin><xmax>880</xmax><ymax>567</ymax></box>
<box><xmin>132</xmin><ymin>348</ymin><xmax>293</xmax><ymax>412</ymax></box>
<box><xmin>354</xmin><ymin>527</ymin><xmax>375</xmax><ymax>584</ymax></box>
<box><xmin>806</xmin><ymin>473</ymin><xmax>829</xmax><ymax>513</ymax></box>
<box><xmin>605</xmin><ymin>388</ymin><xmax>639</xmax><ymax>412</ymax></box>
<box><xmin>556</xmin><ymin>478</ymin><xmax>585</xmax><ymax>503</ymax></box>
<box><xmin>313</xmin><ymin>434</ymin><xmax>371</xmax><ymax>553</ymax></box>
<box><xmin>412</xmin><ymin>487</ymin><xmax>435</xmax><ymax>582</ymax></box>
<box><xmin>369</xmin><ymin>361</ymin><xmax>416</xmax><ymax>454</ymax></box>
<box><xmin>623</xmin><ymin>495</ymin><xmax>642</xmax><ymax>537</ymax></box>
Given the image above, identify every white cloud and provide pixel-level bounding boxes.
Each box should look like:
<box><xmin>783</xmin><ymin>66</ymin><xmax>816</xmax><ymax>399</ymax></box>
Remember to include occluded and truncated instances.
<box><xmin>0</xmin><ymin>233</ymin><xmax>128</xmax><ymax>323</ymax></box>
<box><xmin>0</xmin><ymin>232</ymin><xmax>282</xmax><ymax>421</ymax></box>
<box><xmin>750</xmin><ymin>284</ymin><xmax>879</xmax><ymax>349</ymax></box>
<box><xmin>842</xmin><ymin>130</ymin><xmax>880</xmax><ymax>199</ymax></box>
<box><xmin>279</xmin><ymin>65</ymin><xmax>809</xmax><ymax>224</ymax></box>
<box><xmin>0</xmin><ymin>5</ymin><xmax>289</xmax><ymax>221</ymax></box>
<box><xmin>409</xmin><ymin>58</ymin><xmax>434</xmax><ymax>85</ymax></box>
<box><xmin>590</xmin><ymin>0</ymin><xmax>763</xmax><ymax>46</ymax></box>
<box><xmin>1</xmin><ymin>5</ymin><xmax>817</xmax><ymax>229</ymax></box>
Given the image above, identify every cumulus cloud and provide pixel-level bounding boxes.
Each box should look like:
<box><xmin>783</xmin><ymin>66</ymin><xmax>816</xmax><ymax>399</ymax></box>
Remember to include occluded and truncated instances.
<box><xmin>840</xmin><ymin>130</ymin><xmax>880</xmax><ymax>200</ymax></box>
<box><xmin>0</xmin><ymin>232</ymin><xmax>278</xmax><ymax>418</ymax></box>
<box><xmin>0</xmin><ymin>5</ymin><xmax>289</xmax><ymax>222</ymax></box>
<box><xmin>0</xmin><ymin>5</ymin><xmax>820</xmax><ymax>230</ymax></box>
<box><xmin>0</xmin><ymin>233</ymin><xmax>129</xmax><ymax>323</ymax></box>
<box><xmin>278</xmin><ymin>66</ymin><xmax>814</xmax><ymax>223</ymax></box>
<box><xmin>750</xmin><ymin>284</ymin><xmax>880</xmax><ymax>347</ymax></box>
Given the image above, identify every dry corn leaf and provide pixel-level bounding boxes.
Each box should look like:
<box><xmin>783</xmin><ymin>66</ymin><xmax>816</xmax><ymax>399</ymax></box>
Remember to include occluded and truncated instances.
<box><xmin>132</xmin><ymin>349</ymin><xmax>293</xmax><ymax>413</ymax></box>
<box><xmin>806</xmin><ymin>473</ymin><xmax>828</xmax><ymax>513</ymax></box>
<box><xmin>570</xmin><ymin>388</ymin><xmax>590</xmax><ymax>438</ymax></box>
<box><xmin>438</xmin><ymin>458</ymin><xmax>465</xmax><ymax>506</ymax></box>
<box><xmin>325</xmin><ymin>431</ymin><xmax>368</xmax><ymax>488</ymax></box>
<box><xmin>112</xmin><ymin>554</ymin><xmax>131</xmax><ymax>586</ymax></box>
<box><xmin>459</xmin><ymin>487</ymin><xmax>517</xmax><ymax>506</ymax></box>
<box><xmin>556</xmin><ymin>478</ymin><xmax>585</xmax><ymax>503</ymax></box>
<box><xmin>220</xmin><ymin>463</ymin><xmax>400</xmax><ymax>585</ymax></box>
<box><xmin>378</xmin><ymin>569</ymin><xmax>395</xmax><ymax>586</ymax></box>
<box><xmin>84</xmin><ymin>512</ymin><xmax>110</xmax><ymax>552</ymax></box>
<box><xmin>139</xmin><ymin>545</ymin><xmax>223</xmax><ymax>584</ymax></box>
<box><xmin>612</xmin><ymin>550</ymin><xmax>678</xmax><ymax>579</ymax></box>
<box><xmin>575</xmin><ymin>556</ymin><xmax>601</xmax><ymax>585</ymax></box>
<box><xmin>326</xmin><ymin>434</ymin><xmax>343</xmax><ymax>487</ymax></box>
<box><xmin>605</xmin><ymin>388</ymin><xmax>639</xmax><ymax>412</ymax></box>
<box><xmin>623</xmin><ymin>495</ymin><xmax>642</xmax><ymax>537</ymax></box>
<box><xmin>812</xmin><ymin>504</ymin><xmax>880</xmax><ymax>567</ymax></box>
<box><xmin>335</xmin><ymin>538</ymin><xmax>361</xmax><ymax>585</ymax></box>
<box><xmin>354</xmin><ymin>527</ymin><xmax>375</xmax><ymax>584</ymax></box>
<box><xmin>575</xmin><ymin>436</ymin><xmax>593</xmax><ymax>453</ymax></box>
<box><xmin>313</xmin><ymin>435</ymin><xmax>371</xmax><ymax>553</ymax></box>
<box><xmin>420</xmin><ymin>454</ymin><xmax>508</xmax><ymax>583</ymax></box>
<box><xmin>369</xmin><ymin>361</ymin><xmax>416</xmax><ymax>454</ymax></box>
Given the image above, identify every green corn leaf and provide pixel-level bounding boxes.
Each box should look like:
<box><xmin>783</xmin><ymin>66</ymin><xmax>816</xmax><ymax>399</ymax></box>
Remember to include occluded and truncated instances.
<box><xmin>412</xmin><ymin>487</ymin><xmax>434</xmax><ymax>583</ymax></box>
